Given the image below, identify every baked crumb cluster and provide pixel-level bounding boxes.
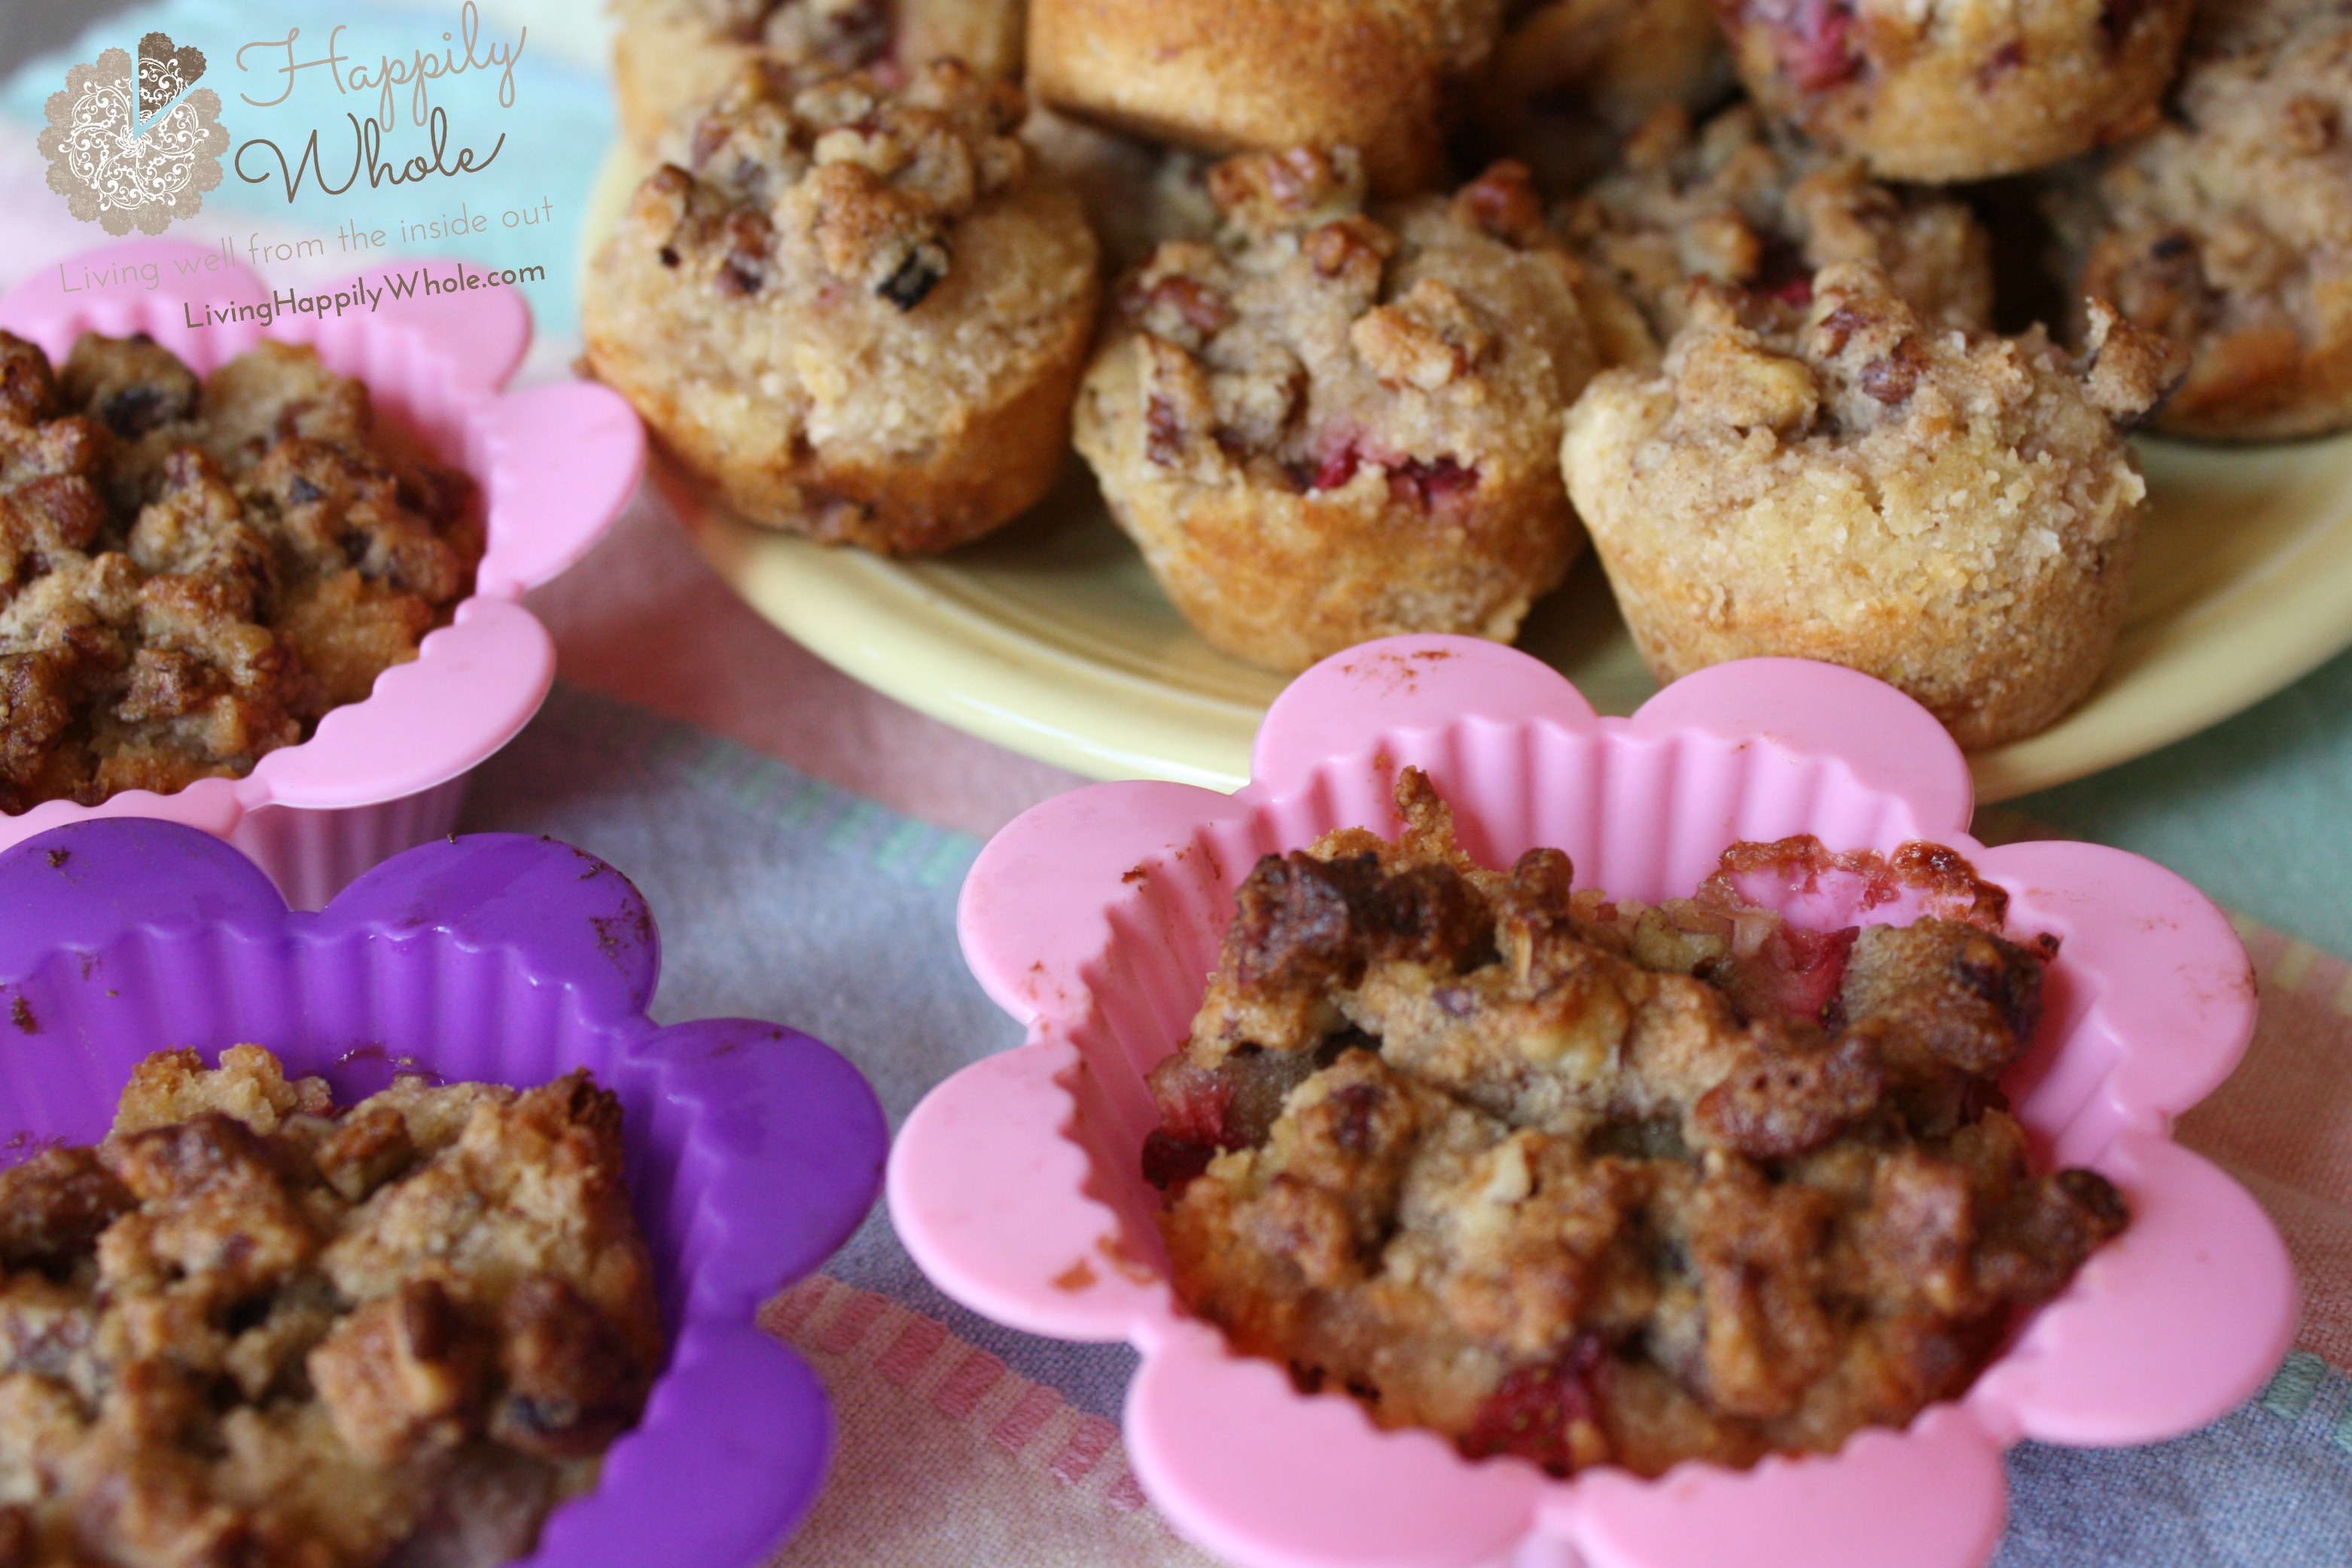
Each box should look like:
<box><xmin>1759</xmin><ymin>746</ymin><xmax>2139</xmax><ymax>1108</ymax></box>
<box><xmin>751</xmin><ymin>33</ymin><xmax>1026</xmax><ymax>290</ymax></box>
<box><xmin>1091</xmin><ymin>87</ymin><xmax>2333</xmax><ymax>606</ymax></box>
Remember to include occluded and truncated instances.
<box><xmin>1075</xmin><ymin>151</ymin><xmax>1611</xmax><ymax>671</ymax></box>
<box><xmin>1562</xmin><ymin>263</ymin><xmax>2176</xmax><ymax>749</ymax></box>
<box><xmin>0</xmin><ymin>332</ymin><xmax>479</xmax><ymax>814</ymax></box>
<box><xmin>1558</xmin><ymin>103</ymin><xmax>1994</xmax><ymax>346</ymax></box>
<box><xmin>1147</xmin><ymin>770</ymin><xmax>2126</xmax><ymax>1478</ymax></box>
<box><xmin>585</xmin><ymin>58</ymin><xmax>1099</xmax><ymax>554</ymax></box>
<box><xmin>2045</xmin><ymin>0</ymin><xmax>2352</xmax><ymax>440</ymax></box>
<box><xmin>673</xmin><ymin>59</ymin><xmax>1033</xmax><ymax>309</ymax></box>
<box><xmin>0</xmin><ymin>1046</ymin><xmax>660</xmax><ymax>1567</ymax></box>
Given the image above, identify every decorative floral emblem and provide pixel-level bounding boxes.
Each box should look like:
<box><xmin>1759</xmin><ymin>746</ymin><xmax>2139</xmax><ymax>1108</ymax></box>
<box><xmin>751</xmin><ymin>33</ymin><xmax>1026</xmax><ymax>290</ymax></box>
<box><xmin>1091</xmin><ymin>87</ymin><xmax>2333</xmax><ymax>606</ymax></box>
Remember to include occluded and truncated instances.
<box><xmin>39</xmin><ymin>32</ymin><xmax>227</xmax><ymax>236</ymax></box>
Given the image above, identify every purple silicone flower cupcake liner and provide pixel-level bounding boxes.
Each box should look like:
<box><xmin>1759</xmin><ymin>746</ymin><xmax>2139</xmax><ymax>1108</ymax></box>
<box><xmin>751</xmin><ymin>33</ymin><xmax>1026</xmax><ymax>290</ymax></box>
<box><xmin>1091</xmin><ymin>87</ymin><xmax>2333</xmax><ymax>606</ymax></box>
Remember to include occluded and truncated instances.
<box><xmin>0</xmin><ymin>818</ymin><xmax>888</xmax><ymax>1568</ymax></box>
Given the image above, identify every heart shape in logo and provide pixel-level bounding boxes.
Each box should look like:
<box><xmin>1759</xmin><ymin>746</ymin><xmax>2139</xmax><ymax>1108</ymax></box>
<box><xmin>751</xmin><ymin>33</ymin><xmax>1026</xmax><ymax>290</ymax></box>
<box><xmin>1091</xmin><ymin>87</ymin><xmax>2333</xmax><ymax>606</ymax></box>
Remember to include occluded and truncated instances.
<box><xmin>133</xmin><ymin>30</ymin><xmax>206</xmax><ymax>131</ymax></box>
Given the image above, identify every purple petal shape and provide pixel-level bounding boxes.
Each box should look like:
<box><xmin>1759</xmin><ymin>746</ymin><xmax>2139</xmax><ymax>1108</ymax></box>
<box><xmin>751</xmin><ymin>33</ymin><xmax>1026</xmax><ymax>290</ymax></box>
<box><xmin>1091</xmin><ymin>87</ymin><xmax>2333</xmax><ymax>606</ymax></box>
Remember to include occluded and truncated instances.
<box><xmin>0</xmin><ymin>821</ymin><xmax>885</xmax><ymax>1568</ymax></box>
<box><xmin>0</xmin><ymin>817</ymin><xmax>285</xmax><ymax>973</ymax></box>
<box><xmin>317</xmin><ymin>830</ymin><xmax>662</xmax><ymax>1021</ymax></box>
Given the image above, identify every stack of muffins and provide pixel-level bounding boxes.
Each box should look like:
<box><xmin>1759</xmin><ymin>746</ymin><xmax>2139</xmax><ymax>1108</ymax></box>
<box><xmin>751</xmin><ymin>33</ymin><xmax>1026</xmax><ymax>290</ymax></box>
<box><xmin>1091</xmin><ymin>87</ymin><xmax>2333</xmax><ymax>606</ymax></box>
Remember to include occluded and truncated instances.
<box><xmin>584</xmin><ymin>0</ymin><xmax>2352</xmax><ymax>750</ymax></box>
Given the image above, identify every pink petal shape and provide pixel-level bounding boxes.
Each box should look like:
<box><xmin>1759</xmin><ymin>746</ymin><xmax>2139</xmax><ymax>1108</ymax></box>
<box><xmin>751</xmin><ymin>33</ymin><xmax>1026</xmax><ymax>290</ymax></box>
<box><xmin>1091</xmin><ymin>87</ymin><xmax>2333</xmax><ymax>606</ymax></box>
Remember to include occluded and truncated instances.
<box><xmin>1571</xmin><ymin>1407</ymin><xmax>2008</xmax><ymax>1568</ymax></box>
<box><xmin>888</xmin><ymin>1041</ymin><xmax>1163</xmax><ymax>1341</ymax></box>
<box><xmin>1967</xmin><ymin>1132</ymin><xmax>2297</xmax><ymax>1448</ymax></box>
<box><xmin>0</xmin><ymin>239</ymin><xmax>261</xmax><ymax>365</ymax></box>
<box><xmin>1252</xmin><ymin>635</ymin><xmax>1598</xmax><ymax>793</ymax></box>
<box><xmin>958</xmin><ymin>779</ymin><xmax>1244</xmax><ymax>1025</ymax></box>
<box><xmin>251</xmin><ymin>599</ymin><xmax>553</xmax><ymax>808</ymax></box>
<box><xmin>1126</xmin><ymin>1321</ymin><xmax>1543</xmax><ymax>1568</ymax></box>
<box><xmin>1626</xmin><ymin>657</ymin><xmax>1974</xmax><ymax>840</ymax></box>
<box><xmin>0</xmin><ymin>776</ymin><xmax>243</xmax><ymax>841</ymax></box>
<box><xmin>343</xmin><ymin>257</ymin><xmax>533</xmax><ymax>391</ymax></box>
<box><xmin>471</xmin><ymin>383</ymin><xmax>649</xmax><ymax>598</ymax></box>
<box><xmin>1982</xmin><ymin>841</ymin><xmax>2259</xmax><ymax>1161</ymax></box>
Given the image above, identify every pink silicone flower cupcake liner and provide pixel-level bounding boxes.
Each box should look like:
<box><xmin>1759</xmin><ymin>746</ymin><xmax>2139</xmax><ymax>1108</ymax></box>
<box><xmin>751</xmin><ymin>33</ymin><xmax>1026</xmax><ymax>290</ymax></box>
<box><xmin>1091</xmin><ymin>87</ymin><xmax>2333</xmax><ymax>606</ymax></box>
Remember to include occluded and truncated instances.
<box><xmin>889</xmin><ymin>635</ymin><xmax>2298</xmax><ymax>1568</ymax></box>
<box><xmin>0</xmin><ymin>239</ymin><xmax>645</xmax><ymax>907</ymax></box>
<box><xmin>0</xmin><ymin>817</ymin><xmax>890</xmax><ymax>1567</ymax></box>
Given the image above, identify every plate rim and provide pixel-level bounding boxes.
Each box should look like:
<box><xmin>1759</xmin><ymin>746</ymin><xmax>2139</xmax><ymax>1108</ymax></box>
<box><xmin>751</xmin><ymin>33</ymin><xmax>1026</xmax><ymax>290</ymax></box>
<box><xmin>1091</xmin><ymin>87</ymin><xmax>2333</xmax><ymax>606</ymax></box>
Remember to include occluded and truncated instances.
<box><xmin>665</xmin><ymin>446</ymin><xmax>2352</xmax><ymax>803</ymax></box>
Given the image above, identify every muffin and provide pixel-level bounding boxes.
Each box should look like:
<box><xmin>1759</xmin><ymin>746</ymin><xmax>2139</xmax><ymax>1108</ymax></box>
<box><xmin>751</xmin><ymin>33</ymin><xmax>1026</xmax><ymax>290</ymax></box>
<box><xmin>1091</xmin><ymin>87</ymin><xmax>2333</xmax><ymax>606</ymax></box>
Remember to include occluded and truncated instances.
<box><xmin>0</xmin><ymin>331</ymin><xmax>480</xmax><ymax>812</ymax></box>
<box><xmin>1477</xmin><ymin>0</ymin><xmax>1735</xmax><ymax>191</ymax></box>
<box><xmin>2043</xmin><ymin>0</ymin><xmax>2352</xmax><ymax>440</ymax></box>
<box><xmin>1719</xmin><ymin>0</ymin><xmax>2194</xmax><ymax>182</ymax></box>
<box><xmin>611</xmin><ymin>0</ymin><xmax>1027</xmax><ymax>157</ymax></box>
<box><xmin>1075</xmin><ymin>152</ymin><xmax>1615</xmax><ymax>673</ymax></box>
<box><xmin>1558</xmin><ymin>102</ymin><xmax>1994</xmax><ymax>349</ymax></box>
<box><xmin>583</xmin><ymin>60</ymin><xmax>1101</xmax><ymax>555</ymax></box>
<box><xmin>1561</xmin><ymin>263</ymin><xmax>2181</xmax><ymax>747</ymax></box>
<box><xmin>0</xmin><ymin>1045</ymin><xmax>662</xmax><ymax>1567</ymax></box>
<box><xmin>1025</xmin><ymin>0</ymin><xmax>1511</xmax><ymax>196</ymax></box>
<box><xmin>1150</xmin><ymin>769</ymin><xmax>2127</xmax><ymax>1478</ymax></box>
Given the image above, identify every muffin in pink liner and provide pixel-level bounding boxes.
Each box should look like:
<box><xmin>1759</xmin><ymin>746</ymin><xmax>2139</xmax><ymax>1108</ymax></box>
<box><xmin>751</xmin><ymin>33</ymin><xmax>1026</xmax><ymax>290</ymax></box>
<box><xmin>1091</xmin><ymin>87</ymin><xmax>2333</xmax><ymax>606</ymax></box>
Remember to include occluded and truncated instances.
<box><xmin>0</xmin><ymin>239</ymin><xmax>644</xmax><ymax>907</ymax></box>
<box><xmin>0</xmin><ymin>817</ymin><xmax>889</xmax><ymax>1568</ymax></box>
<box><xmin>889</xmin><ymin>635</ymin><xmax>2296</xmax><ymax>1568</ymax></box>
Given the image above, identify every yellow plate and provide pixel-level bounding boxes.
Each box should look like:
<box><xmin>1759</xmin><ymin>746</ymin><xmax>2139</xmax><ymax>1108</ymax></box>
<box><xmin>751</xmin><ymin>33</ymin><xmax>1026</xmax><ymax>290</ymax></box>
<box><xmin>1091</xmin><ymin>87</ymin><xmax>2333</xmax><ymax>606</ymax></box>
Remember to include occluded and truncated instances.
<box><xmin>591</xmin><ymin>150</ymin><xmax>2352</xmax><ymax>799</ymax></box>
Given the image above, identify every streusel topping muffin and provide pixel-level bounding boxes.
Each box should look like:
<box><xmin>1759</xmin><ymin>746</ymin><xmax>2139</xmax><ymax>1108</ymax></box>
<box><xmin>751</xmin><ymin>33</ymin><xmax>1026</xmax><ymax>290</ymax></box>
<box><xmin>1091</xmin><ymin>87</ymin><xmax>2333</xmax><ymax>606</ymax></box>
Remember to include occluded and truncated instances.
<box><xmin>1026</xmin><ymin>0</ymin><xmax>1511</xmax><ymax>196</ymax></box>
<box><xmin>1076</xmin><ymin>152</ymin><xmax>1616</xmax><ymax>672</ymax></box>
<box><xmin>1150</xmin><ymin>771</ymin><xmax>2127</xmax><ymax>1478</ymax></box>
<box><xmin>1558</xmin><ymin>103</ymin><xmax>1994</xmax><ymax>350</ymax></box>
<box><xmin>1561</xmin><ymin>263</ymin><xmax>2179</xmax><ymax>747</ymax></box>
<box><xmin>584</xmin><ymin>60</ymin><xmax>1101</xmax><ymax>555</ymax></box>
<box><xmin>2043</xmin><ymin>0</ymin><xmax>2352</xmax><ymax>440</ymax></box>
<box><xmin>0</xmin><ymin>1046</ymin><xmax>662</xmax><ymax>1568</ymax></box>
<box><xmin>611</xmin><ymin>0</ymin><xmax>1026</xmax><ymax>157</ymax></box>
<box><xmin>1719</xmin><ymin>0</ymin><xmax>2194</xmax><ymax>182</ymax></box>
<box><xmin>0</xmin><ymin>333</ymin><xmax>480</xmax><ymax>812</ymax></box>
<box><xmin>1478</xmin><ymin>0</ymin><xmax>1735</xmax><ymax>190</ymax></box>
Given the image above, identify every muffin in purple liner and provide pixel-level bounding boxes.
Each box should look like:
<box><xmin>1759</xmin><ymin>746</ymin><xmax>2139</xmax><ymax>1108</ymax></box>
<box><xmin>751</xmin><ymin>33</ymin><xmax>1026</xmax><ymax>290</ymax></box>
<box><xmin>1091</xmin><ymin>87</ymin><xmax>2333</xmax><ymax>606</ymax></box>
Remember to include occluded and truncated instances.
<box><xmin>0</xmin><ymin>818</ymin><xmax>887</xmax><ymax>1568</ymax></box>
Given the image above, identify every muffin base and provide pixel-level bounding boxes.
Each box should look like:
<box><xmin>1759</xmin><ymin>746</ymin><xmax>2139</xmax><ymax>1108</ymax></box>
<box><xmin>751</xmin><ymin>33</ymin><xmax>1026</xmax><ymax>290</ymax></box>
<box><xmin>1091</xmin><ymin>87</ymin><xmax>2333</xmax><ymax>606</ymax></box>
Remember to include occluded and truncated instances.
<box><xmin>1080</xmin><ymin>339</ymin><xmax>1580</xmax><ymax>673</ymax></box>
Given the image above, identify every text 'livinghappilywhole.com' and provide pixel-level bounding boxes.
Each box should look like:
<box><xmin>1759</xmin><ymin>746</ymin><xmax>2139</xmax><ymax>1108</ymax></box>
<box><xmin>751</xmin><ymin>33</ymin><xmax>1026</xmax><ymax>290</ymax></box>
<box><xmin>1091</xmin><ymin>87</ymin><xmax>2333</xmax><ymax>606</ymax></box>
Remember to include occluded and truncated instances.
<box><xmin>56</xmin><ymin>249</ymin><xmax>548</xmax><ymax>329</ymax></box>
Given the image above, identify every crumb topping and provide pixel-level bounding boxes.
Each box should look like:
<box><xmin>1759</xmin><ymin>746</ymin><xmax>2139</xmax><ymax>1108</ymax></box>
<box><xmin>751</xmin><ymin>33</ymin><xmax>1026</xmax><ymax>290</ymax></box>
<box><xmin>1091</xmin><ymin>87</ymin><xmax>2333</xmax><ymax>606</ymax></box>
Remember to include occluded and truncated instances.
<box><xmin>0</xmin><ymin>333</ymin><xmax>479</xmax><ymax>814</ymax></box>
<box><xmin>692</xmin><ymin>0</ymin><xmax>896</xmax><ymax>62</ymax></box>
<box><xmin>1557</xmin><ymin>104</ymin><xmax>1994</xmax><ymax>344</ymax></box>
<box><xmin>0</xmin><ymin>1046</ymin><xmax>660</xmax><ymax>1567</ymax></box>
<box><xmin>1114</xmin><ymin>150</ymin><xmax>1601</xmax><ymax>499</ymax></box>
<box><xmin>1150</xmin><ymin>769</ymin><xmax>2125</xmax><ymax>1478</ymax></box>
<box><xmin>1642</xmin><ymin>262</ymin><xmax>2174</xmax><ymax>446</ymax></box>
<box><xmin>647</xmin><ymin>58</ymin><xmax>1030</xmax><ymax>310</ymax></box>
